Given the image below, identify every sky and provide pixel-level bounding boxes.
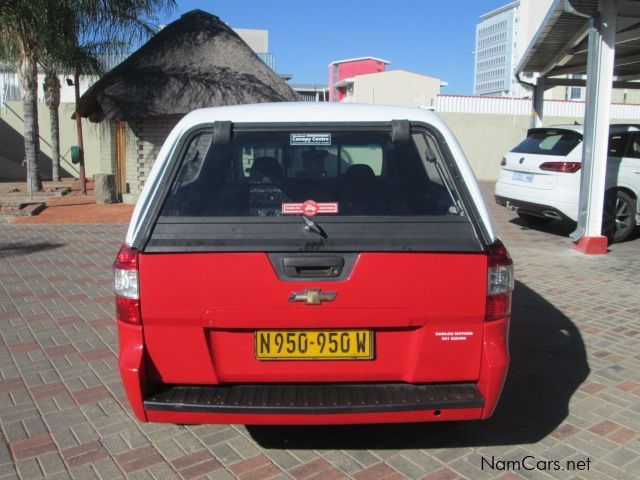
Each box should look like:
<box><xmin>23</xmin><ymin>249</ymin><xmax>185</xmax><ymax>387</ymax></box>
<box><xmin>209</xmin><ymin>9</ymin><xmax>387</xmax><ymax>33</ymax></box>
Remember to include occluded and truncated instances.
<box><xmin>156</xmin><ymin>1</ymin><xmax>511</xmax><ymax>95</ymax></box>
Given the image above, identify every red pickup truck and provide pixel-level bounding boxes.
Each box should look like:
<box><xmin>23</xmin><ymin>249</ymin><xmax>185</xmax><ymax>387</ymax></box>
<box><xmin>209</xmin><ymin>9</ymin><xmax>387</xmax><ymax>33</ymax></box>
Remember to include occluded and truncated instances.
<box><xmin>114</xmin><ymin>103</ymin><xmax>513</xmax><ymax>425</ymax></box>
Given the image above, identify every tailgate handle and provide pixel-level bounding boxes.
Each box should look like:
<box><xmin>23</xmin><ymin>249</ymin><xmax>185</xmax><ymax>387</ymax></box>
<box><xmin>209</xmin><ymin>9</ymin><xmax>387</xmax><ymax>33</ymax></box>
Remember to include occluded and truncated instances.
<box><xmin>283</xmin><ymin>256</ymin><xmax>345</xmax><ymax>278</ymax></box>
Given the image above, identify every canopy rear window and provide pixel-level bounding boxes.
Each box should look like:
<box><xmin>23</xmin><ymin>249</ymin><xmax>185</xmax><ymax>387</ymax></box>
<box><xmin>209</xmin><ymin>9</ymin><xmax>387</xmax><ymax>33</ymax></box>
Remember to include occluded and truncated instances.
<box><xmin>161</xmin><ymin>129</ymin><xmax>461</xmax><ymax>218</ymax></box>
<box><xmin>146</xmin><ymin>124</ymin><xmax>483</xmax><ymax>252</ymax></box>
<box><xmin>511</xmin><ymin>129</ymin><xmax>582</xmax><ymax>156</ymax></box>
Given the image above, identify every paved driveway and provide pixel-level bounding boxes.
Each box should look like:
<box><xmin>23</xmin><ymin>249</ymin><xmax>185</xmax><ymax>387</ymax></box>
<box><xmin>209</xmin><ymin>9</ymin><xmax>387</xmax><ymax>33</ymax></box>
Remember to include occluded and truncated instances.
<box><xmin>1</xmin><ymin>185</ymin><xmax>639</xmax><ymax>480</ymax></box>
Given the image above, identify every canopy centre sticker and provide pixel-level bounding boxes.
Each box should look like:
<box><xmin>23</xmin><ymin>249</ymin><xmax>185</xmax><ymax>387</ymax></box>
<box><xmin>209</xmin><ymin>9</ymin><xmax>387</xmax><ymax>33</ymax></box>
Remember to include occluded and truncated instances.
<box><xmin>282</xmin><ymin>200</ymin><xmax>339</xmax><ymax>216</ymax></box>
<box><xmin>290</xmin><ymin>133</ymin><xmax>331</xmax><ymax>146</ymax></box>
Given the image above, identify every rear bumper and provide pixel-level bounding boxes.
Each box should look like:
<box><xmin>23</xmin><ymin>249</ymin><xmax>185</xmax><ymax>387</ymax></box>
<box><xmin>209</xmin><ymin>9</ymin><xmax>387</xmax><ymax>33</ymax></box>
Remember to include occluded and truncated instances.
<box><xmin>495</xmin><ymin>195</ymin><xmax>574</xmax><ymax>222</ymax></box>
<box><xmin>145</xmin><ymin>407</ymin><xmax>485</xmax><ymax>425</ymax></box>
<box><xmin>494</xmin><ymin>181</ymin><xmax>578</xmax><ymax>221</ymax></box>
<box><xmin>118</xmin><ymin>317</ymin><xmax>509</xmax><ymax>424</ymax></box>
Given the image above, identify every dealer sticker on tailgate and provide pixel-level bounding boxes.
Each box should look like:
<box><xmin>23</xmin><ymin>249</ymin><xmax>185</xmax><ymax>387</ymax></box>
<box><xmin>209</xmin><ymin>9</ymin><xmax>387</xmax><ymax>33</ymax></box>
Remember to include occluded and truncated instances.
<box><xmin>255</xmin><ymin>330</ymin><xmax>373</xmax><ymax>360</ymax></box>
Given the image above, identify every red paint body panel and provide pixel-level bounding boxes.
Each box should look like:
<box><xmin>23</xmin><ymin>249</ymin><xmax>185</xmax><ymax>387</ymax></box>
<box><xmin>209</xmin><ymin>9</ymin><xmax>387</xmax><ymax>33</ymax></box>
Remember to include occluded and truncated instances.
<box><xmin>117</xmin><ymin>320</ymin><xmax>147</xmax><ymax>422</ymax></box>
<box><xmin>477</xmin><ymin>317</ymin><xmax>510</xmax><ymax>418</ymax></box>
<box><xmin>116</xmin><ymin>251</ymin><xmax>511</xmax><ymax>424</ymax></box>
<box><xmin>138</xmin><ymin>253</ymin><xmax>487</xmax><ymax>385</ymax></box>
<box><xmin>145</xmin><ymin>407</ymin><xmax>484</xmax><ymax>425</ymax></box>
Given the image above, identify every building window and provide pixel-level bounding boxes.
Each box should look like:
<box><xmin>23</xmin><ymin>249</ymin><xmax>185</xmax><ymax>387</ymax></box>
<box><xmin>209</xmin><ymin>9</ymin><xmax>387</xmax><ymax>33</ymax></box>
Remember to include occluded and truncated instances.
<box><xmin>568</xmin><ymin>74</ymin><xmax>582</xmax><ymax>100</ymax></box>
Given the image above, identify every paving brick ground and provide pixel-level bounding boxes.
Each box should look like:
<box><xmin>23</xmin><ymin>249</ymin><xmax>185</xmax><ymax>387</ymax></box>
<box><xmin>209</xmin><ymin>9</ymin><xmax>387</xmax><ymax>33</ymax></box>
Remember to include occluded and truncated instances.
<box><xmin>7</xmin><ymin>180</ymin><xmax>134</xmax><ymax>225</ymax></box>
<box><xmin>0</xmin><ymin>183</ymin><xmax>638</xmax><ymax>479</ymax></box>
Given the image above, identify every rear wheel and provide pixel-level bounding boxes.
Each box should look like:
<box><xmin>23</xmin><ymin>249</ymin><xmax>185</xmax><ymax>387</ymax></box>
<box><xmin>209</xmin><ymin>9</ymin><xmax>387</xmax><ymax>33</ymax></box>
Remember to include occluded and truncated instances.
<box><xmin>517</xmin><ymin>212</ymin><xmax>552</xmax><ymax>227</ymax></box>
<box><xmin>602</xmin><ymin>190</ymin><xmax>636</xmax><ymax>243</ymax></box>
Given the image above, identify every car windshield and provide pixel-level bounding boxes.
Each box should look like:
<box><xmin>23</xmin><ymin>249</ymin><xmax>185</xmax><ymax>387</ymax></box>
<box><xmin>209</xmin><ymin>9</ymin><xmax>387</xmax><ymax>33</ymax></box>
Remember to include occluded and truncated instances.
<box><xmin>511</xmin><ymin>129</ymin><xmax>582</xmax><ymax>156</ymax></box>
<box><xmin>160</xmin><ymin>128</ymin><xmax>463</xmax><ymax>218</ymax></box>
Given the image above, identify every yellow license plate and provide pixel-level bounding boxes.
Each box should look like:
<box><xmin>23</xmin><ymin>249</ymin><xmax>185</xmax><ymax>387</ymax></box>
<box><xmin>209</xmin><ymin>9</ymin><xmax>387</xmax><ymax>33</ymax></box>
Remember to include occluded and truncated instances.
<box><xmin>255</xmin><ymin>330</ymin><xmax>374</xmax><ymax>360</ymax></box>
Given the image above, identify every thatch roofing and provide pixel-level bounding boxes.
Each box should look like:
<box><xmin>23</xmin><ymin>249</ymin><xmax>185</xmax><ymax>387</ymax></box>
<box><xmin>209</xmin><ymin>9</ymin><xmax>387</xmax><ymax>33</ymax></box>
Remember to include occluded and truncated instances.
<box><xmin>77</xmin><ymin>10</ymin><xmax>299</xmax><ymax>121</ymax></box>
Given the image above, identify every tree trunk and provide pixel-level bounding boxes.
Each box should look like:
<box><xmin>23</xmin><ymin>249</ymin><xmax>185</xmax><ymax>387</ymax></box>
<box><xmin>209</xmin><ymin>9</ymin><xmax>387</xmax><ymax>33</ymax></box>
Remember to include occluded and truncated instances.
<box><xmin>49</xmin><ymin>105</ymin><xmax>60</xmax><ymax>182</ymax></box>
<box><xmin>44</xmin><ymin>70</ymin><xmax>61</xmax><ymax>182</ymax></box>
<box><xmin>74</xmin><ymin>71</ymin><xmax>87</xmax><ymax>195</ymax></box>
<box><xmin>19</xmin><ymin>54</ymin><xmax>43</xmax><ymax>194</ymax></box>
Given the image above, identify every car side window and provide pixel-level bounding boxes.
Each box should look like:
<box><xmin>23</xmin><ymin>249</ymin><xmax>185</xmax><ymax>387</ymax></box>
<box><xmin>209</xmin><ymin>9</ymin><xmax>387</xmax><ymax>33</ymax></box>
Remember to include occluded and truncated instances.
<box><xmin>608</xmin><ymin>134</ymin><xmax>629</xmax><ymax>157</ymax></box>
<box><xmin>627</xmin><ymin>133</ymin><xmax>640</xmax><ymax>159</ymax></box>
<box><xmin>173</xmin><ymin>133</ymin><xmax>212</xmax><ymax>187</ymax></box>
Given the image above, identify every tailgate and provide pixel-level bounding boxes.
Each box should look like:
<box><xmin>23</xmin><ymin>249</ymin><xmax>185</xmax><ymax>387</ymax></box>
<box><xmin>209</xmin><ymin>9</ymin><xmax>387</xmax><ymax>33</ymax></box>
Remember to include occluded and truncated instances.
<box><xmin>499</xmin><ymin>151</ymin><xmax>561</xmax><ymax>190</ymax></box>
<box><xmin>139</xmin><ymin>251</ymin><xmax>487</xmax><ymax>384</ymax></box>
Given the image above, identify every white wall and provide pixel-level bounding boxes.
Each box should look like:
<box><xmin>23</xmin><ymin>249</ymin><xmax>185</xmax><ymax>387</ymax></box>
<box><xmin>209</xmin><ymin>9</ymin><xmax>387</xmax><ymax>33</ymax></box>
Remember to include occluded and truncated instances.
<box><xmin>0</xmin><ymin>101</ymin><xmax>103</xmax><ymax>181</ymax></box>
<box><xmin>350</xmin><ymin>70</ymin><xmax>441</xmax><ymax>108</ymax></box>
<box><xmin>436</xmin><ymin>94</ymin><xmax>640</xmax><ymax>117</ymax></box>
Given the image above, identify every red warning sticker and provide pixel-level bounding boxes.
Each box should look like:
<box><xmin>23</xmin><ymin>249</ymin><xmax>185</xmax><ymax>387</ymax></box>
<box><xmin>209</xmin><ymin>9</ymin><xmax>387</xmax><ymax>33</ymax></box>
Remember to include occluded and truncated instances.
<box><xmin>282</xmin><ymin>200</ymin><xmax>339</xmax><ymax>216</ymax></box>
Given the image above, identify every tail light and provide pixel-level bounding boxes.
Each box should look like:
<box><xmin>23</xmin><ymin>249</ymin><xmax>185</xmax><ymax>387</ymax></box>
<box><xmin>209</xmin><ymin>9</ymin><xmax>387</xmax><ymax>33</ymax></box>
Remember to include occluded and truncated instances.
<box><xmin>500</xmin><ymin>157</ymin><xmax>506</xmax><ymax>166</ymax></box>
<box><xmin>486</xmin><ymin>240</ymin><xmax>514</xmax><ymax>321</ymax></box>
<box><xmin>539</xmin><ymin>161</ymin><xmax>581</xmax><ymax>173</ymax></box>
<box><xmin>113</xmin><ymin>244</ymin><xmax>140</xmax><ymax>325</ymax></box>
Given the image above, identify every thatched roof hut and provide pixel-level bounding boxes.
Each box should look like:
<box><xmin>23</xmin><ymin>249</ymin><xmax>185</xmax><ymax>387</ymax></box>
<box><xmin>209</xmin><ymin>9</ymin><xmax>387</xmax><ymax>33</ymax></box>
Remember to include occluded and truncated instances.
<box><xmin>78</xmin><ymin>9</ymin><xmax>299</xmax><ymax>122</ymax></box>
<box><xmin>82</xmin><ymin>9</ymin><xmax>299</xmax><ymax>203</ymax></box>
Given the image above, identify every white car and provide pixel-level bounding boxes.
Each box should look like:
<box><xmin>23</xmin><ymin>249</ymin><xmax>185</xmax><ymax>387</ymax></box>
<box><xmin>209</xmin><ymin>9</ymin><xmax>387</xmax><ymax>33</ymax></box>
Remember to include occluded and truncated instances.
<box><xmin>495</xmin><ymin>124</ymin><xmax>640</xmax><ymax>243</ymax></box>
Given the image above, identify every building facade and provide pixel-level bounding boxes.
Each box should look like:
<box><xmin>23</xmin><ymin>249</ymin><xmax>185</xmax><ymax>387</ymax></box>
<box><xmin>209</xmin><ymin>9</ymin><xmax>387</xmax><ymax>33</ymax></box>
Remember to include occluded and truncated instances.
<box><xmin>327</xmin><ymin>57</ymin><xmax>443</xmax><ymax>107</ymax></box>
<box><xmin>474</xmin><ymin>1</ymin><xmax>519</xmax><ymax>96</ymax></box>
<box><xmin>234</xmin><ymin>29</ymin><xmax>276</xmax><ymax>71</ymax></box>
<box><xmin>342</xmin><ymin>70</ymin><xmax>442</xmax><ymax>108</ymax></box>
<box><xmin>474</xmin><ymin>0</ymin><xmax>639</xmax><ymax>101</ymax></box>
<box><xmin>290</xmin><ymin>84</ymin><xmax>329</xmax><ymax>102</ymax></box>
<box><xmin>474</xmin><ymin>0</ymin><xmax>554</xmax><ymax>97</ymax></box>
<box><xmin>328</xmin><ymin>57</ymin><xmax>389</xmax><ymax>102</ymax></box>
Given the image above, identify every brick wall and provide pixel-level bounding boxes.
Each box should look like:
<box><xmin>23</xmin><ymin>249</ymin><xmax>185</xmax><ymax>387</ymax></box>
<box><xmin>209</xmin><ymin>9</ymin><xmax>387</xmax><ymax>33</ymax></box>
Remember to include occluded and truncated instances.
<box><xmin>124</xmin><ymin>116</ymin><xmax>182</xmax><ymax>198</ymax></box>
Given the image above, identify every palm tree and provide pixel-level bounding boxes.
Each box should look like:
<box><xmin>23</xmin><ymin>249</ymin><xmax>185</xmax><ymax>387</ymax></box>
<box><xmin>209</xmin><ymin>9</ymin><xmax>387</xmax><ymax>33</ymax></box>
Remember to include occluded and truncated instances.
<box><xmin>42</xmin><ymin>69</ymin><xmax>62</xmax><ymax>182</ymax></box>
<box><xmin>0</xmin><ymin>1</ymin><xmax>52</xmax><ymax>194</ymax></box>
<box><xmin>1</xmin><ymin>0</ymin><xmax>175</xmax><ymax>194</ymax></box>
<box><xmin>41</xmin><ymin>40</ymin><xmax>105</xmax><ymax>183</ymax></box>
<box><xmin>61</xmin><ymin>0</ymin><xmax>176</xmax><ymax>194</ymax></box>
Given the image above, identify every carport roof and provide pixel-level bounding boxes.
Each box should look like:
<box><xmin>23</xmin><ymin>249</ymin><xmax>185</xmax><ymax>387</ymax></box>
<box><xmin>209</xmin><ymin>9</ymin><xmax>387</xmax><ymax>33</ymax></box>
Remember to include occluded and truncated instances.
<box><xmin>516</xmin><ymin>0</ymin><xmax>640</xmax><ymax>81</ymax></box>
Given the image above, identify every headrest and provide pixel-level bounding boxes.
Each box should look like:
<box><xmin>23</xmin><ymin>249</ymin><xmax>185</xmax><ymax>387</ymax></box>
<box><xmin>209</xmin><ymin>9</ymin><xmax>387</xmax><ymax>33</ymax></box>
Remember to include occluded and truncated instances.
<box><xmin>344</xmin><ymin>164</ymin><xmax>376</xmax><ymax>182</ymax></box>
<box><xmin>250</xmin><ymin>156</ymin><xmax>283</xmax><ymax>182</ymax></box>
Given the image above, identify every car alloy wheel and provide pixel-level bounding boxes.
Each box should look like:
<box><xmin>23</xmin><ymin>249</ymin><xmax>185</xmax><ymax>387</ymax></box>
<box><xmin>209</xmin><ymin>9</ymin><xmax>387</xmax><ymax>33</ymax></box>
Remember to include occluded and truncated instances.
<box><xmin>603</xmin><ymin>190</ymin><xmax>636</xmax><ymax>243</ymax></box>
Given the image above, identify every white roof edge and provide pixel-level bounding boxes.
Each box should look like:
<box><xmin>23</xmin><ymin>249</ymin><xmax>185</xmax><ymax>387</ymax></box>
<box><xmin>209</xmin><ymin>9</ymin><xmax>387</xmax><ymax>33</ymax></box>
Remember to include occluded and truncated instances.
<box><xmin>480</xmin><ymin>0</ymin><xmax>520</xmax><ymax>19</ymax></box>
<box><xmin>328</xmin><ymin>56</ymin><xmax>391</xmax><ymax>66</ymax></box>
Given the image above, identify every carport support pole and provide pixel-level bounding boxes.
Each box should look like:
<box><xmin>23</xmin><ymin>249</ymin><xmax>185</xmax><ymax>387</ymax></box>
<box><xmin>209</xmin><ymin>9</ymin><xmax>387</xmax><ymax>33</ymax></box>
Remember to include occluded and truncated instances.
<box><xmin>570</xmin><ymin>0</ymin><xmax>617</xmax><ymax>254</ymax></box>
<box><xmin>532</xmin><ymin>77</ymin><xmax>545</xmax><ymax>128</ymax></box>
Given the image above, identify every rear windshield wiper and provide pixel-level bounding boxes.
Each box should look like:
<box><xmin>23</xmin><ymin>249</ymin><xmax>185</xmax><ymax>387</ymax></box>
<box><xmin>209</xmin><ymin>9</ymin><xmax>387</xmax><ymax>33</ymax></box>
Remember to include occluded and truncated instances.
<box><xmin>302</xmin><ymin>215</ymin><xmax>327</xmax><ymax>238</ymax></box>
